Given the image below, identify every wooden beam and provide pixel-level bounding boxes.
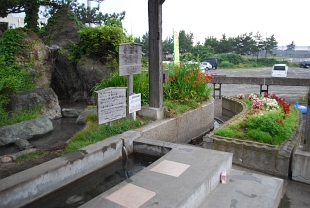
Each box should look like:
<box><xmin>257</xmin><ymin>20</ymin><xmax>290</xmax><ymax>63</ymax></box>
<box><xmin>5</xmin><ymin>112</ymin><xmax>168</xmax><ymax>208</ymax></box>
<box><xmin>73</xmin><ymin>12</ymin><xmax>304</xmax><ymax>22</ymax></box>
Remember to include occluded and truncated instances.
<box><xmin>148</xmin><ymin>0</ymin><xmax>163</xmax><ymax>108</ymax></box>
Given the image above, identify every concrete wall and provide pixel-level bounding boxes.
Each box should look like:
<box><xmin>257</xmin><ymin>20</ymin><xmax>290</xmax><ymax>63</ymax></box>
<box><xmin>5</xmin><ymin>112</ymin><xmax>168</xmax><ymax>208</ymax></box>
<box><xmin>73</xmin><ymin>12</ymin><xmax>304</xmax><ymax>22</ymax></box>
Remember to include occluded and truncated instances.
<box><xmin>203</xmin><ymin>96</ymin><xmax>302</xmax><ymax>178</ymax></box>
<box><xmin>292</xmin><ymin>148</ymin><xmax>310</xmax><ymax>184</ymax></box>
<box><xmin>222</xmin><ymin>96</ymin><xmax>245</xmax><ymax>118</ymax></box>
<box><xmin>136</xmin><ymin>98</ymin><xmax>214</xmax><ymax>143</ymax></box>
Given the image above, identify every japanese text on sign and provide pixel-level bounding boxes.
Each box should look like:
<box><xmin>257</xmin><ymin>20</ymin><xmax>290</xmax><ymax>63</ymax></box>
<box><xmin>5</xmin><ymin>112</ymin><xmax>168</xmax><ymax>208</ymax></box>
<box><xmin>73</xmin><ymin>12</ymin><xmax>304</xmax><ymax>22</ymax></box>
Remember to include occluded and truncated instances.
<box><xmin>119</xmin><ymin>43</ymin><xmax>142</xmax><ymax>76</ymax></box>
<box><xmin>129</xmin><ymin>93</ymin><xmax>141</xmax><ymax>113</ymax></box>
<box><xmin>96</xmin><ymin>87</ymin><xmax>127</xmax><ymax>124</ymax></box>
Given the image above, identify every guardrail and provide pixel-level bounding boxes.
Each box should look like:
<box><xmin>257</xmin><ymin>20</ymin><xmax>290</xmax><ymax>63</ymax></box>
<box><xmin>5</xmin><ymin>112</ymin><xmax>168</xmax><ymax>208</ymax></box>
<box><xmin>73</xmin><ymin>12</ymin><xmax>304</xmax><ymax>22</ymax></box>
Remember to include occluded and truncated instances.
<box><xmin>211</xmin><ymin>76</ymin><xmax>310</xmax><ymax>98</ymax></box>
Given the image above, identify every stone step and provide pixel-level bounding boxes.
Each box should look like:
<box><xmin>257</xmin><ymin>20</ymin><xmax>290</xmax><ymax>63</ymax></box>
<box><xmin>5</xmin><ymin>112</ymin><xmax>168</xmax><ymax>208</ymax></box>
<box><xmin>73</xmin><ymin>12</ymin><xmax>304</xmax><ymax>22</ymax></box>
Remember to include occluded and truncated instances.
<box><xmin>199</xmin><ymin>169</ymin><xmax>283</xmax><ymax>208</ymax></box>
<box><xmin>79</xmin><ymin>144</ymin><xmax>233</xmax><ymax>208</ymax></box>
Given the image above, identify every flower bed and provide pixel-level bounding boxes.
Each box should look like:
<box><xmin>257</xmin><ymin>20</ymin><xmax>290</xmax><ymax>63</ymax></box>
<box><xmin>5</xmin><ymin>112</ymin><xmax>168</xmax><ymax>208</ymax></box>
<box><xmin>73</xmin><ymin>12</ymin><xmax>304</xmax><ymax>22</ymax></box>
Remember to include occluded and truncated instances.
<box><xmin>214</xmin><ymin>93</ymin><xmax>298</xmax><ymax>145</ymax></box>
<box><xmin>203</xmin><ymin>94</ymin><xmax>302</xmax><ymax>178</ymax></box>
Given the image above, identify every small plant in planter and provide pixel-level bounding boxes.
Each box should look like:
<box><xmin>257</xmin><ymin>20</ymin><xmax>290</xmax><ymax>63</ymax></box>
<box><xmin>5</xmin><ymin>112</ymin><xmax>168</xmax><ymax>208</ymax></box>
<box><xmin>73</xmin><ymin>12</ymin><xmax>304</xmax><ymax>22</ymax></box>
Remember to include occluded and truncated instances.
<box><xmin>214</xmin><ymin>92</ymin><xmax>299</xmax><ymax>145</ymax></box>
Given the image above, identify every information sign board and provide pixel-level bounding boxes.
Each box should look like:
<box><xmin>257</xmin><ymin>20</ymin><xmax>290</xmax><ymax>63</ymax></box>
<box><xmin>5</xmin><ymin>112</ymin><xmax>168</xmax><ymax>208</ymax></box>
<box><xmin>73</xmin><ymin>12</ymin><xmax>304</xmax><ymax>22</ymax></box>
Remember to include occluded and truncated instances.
<box><xmin>96</xmin><ymin>87</ymin><xmax>126</xmax><ymax>124</ymax></box>
<box><xmin>129</xmin><ymin>93</ymin><xmax>141</xmax><ymax>113</ymax></box>
<box><xmin>119</xmin><ymin>43</ymin><xmax>142</xmax><ymax>76</ymax></box>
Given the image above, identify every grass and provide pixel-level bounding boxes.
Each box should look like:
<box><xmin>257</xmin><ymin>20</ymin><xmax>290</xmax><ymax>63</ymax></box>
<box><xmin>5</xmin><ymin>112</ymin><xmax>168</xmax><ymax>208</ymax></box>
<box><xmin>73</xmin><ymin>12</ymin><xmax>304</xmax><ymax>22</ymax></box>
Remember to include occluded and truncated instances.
<box><xmin>0</xmin><ymin>105</ymin><xmax>42</xmax><ymax>128</ymax></box>
<box><xmin>64</xmin><ymin>115</ymin><xmax>152</xmax><ymax>154</ymax></box>
<box><xmin>163</xmin><ymin>100</ymin><xmax>200</xmax><ymax>117</ymax></box>
<box><xmin>214</xmin><ymin>94</ymin><xmax>299</xmax><ymax>145</ymax></box>
<box><xmin>16</xmin><ymin>150</ymin><xmax>48</xmax><ymax>162</ymax></box>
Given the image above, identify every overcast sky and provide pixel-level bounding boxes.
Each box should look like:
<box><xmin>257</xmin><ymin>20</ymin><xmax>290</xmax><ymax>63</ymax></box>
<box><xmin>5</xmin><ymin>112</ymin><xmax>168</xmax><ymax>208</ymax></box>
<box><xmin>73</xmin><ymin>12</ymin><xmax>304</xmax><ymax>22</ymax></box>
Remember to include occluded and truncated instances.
<box><xmin>81</xmin><ymin>0</ymin><xmax>310</xmax><ymax>46</ymax></box>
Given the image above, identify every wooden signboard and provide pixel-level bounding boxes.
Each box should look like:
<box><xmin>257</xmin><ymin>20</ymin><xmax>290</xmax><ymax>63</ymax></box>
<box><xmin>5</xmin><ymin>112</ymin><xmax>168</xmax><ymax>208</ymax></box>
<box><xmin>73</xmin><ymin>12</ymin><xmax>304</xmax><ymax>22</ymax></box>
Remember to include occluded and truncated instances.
<box><xmin>96</xmin><ymin>87</ymin><xmax>127</xmax><ymax>124</ymax></box>
<box><xmin>119</xmin><ymin>43</ymin><xmax>142</xmax><ymax>76</ymax></box>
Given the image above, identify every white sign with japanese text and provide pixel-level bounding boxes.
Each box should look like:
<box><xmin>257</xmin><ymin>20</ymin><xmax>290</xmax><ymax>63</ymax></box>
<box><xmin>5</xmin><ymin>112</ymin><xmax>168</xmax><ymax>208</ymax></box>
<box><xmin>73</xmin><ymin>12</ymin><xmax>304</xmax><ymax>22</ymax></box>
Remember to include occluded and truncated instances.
<box><xmin>96</xmin><ymin>87</ymin><xmax>127</xmax><ymax>124</ymax></box>
<box><xmin>129</xmin><ymin>93</ymin><xmax>141</xmax><ymax>113</ymax></box>
<box><xmin>119</xmin><ymin>43</ymin><xmax>142</xmax><ymax>76</ymax></box>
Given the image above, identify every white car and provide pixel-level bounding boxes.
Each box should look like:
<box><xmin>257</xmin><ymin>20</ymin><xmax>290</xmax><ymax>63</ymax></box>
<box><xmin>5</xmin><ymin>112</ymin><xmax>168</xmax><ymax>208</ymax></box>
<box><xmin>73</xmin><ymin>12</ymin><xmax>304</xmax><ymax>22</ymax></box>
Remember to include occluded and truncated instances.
<box><xmin>200</xmin><ymin>62</ymin><xmax>212</xmax><ymax>72</ymax></box>
<box><xmin>271</xmin><ymin>64</ymin><xmax>288</xmax><ymax>78</ymax></box>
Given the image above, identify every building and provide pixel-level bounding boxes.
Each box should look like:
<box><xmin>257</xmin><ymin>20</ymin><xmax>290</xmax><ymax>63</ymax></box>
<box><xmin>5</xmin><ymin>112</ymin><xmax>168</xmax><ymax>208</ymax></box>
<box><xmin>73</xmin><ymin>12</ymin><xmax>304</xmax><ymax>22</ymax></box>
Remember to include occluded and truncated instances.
<box><xmin>0</xmin><ymin>13</ymin><xmax>47</xmax><ymax>33</ymax></box>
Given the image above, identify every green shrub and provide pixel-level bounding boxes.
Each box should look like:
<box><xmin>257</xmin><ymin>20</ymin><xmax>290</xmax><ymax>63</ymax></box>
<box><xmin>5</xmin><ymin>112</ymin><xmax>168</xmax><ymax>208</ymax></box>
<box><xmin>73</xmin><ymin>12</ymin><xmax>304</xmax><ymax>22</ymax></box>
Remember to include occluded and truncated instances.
<box><xmin>214</xmin><ymin>128</ymin><xmax>234</xmax><ymax>138</ymax></box>
<box><xmin>219</xmin><ymin>61</ymin><xmax>234</xmax><ymax>68</ymax></box>
<box><xmin>247</xmin><ymin>129</ymin><xmax>272</xmax><ymax>143</ymax></box>
<box><xmin>163</xmin><ymin>63</ymin><xmax>213</xmax><ymax>104</ymax></box>
<box><xmin>79</xmin><ymin>24</ymin><xmax>127</xmax><ymax>64</ymax></box>
<box><xmin>217</xmin><ymin>54</ymin><xmax>246</xmax><ymax>65</ymax></box>
<box><xmin>0</xmin><ymin>29</ymin><xmax>36</xmax><ymax>126</ymax></box>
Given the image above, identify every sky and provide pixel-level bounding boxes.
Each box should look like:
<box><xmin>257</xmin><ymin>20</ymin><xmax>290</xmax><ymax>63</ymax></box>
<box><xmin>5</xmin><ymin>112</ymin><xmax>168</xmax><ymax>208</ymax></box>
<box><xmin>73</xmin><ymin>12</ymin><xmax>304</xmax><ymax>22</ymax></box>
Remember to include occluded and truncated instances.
<box><xmin>80</xmin><ymin>0</ymin><xmax>309</xmax><ymax>47</ymax></box>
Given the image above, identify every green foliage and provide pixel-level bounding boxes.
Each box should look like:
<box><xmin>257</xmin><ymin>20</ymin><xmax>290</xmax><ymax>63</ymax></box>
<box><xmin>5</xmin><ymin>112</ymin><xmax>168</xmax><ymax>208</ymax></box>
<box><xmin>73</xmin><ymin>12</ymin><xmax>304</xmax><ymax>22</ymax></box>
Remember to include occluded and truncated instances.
<box><xmin>163</xmin><ymin>63</ymin><xmax>213</xmax><ymax>104</ymax></box>
<box><xmin>93</xmin><ymin>71</ymin><xmax>149</xmax><ymax>106</ymax></box>
<box><xmin>67</xmin><ymin>11</ymin><xmax>85</xmax><ymax>30</ymax></box>
<box><xmin>213</xmin><ymin>97</ymin><xmax>299</xmax><ymax>145</ymax></box>
<box><xmin>0</xmin><ymin>29</ymin><xmax>23</xmax><ymax>65</ymax></box>
<box><xmin>247</xmin><ymin>129</ymin><xmax>272</xmax><ymax>143</ymax></box>
<box><xmin>0</xmin><ymin>28</ymin><xmax>36</xmax><ymax>126</ymax></box>
<box><xmin>248</xmin><ymin>58</ymin><xmax>278</xmax><ymax>66</ymax></box>
<box><xmin>0</xmin><ymin>105</ymin><xmax>41</xmax><ymax>128</ymax></box>
<box><xmin>79</xmin><ymin>25</ymin><xmax>127</xmax><ymax>64</ymax></box>
<box><xmin>64</xmin><ymin>116</ymin><xmax>148</xmax><ymax>154</ymax></box>
<box><xmin>16</xmin><ymin>150</ymin><xmax>48</xmax><ymax>162</ymax></box>
<box><xmin>214</xmin><ymin>128</ymin><xmax>234</xmax><ymax>138</ymax></box>
<box><xmin>218</xmin><ymin>61</ymin><xmax>234</xmax><ymax>68</ymax></box>
<box><xmin>217</xmin><ymin>53</ymin><xmax>246</xmax><ymax>65</ymax></box>
<box><xmin>164</xmin><ymin>100</ymin><xmax>198</xmax><ymax>117</ymax></box>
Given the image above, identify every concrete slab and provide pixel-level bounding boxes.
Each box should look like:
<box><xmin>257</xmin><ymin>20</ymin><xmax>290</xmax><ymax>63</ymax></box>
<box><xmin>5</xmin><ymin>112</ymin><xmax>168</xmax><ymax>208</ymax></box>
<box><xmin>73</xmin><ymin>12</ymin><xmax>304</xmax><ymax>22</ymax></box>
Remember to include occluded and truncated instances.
<box><xmin>199</xmin><ymin>169</ymin><xmax>283</xmax><ymax>208</ymax></box>
<box><xmin>79</xmin><ymin>146</ymin><xmax>233</xmax><ymax>208</ymax></box>
<box><xmin>292</xmin><ymin>147</ymin><xmax>310</xmax><ymax>184</ymax></box>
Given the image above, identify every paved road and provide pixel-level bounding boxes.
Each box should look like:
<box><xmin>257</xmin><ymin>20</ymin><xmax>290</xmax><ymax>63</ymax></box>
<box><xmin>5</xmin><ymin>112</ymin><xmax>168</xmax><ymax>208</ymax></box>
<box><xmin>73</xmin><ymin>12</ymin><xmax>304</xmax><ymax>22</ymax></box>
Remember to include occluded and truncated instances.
<box><xmin>211</xmin><ymin>67</ymin><xmax>310</xmax><ymax>102</ymax></box>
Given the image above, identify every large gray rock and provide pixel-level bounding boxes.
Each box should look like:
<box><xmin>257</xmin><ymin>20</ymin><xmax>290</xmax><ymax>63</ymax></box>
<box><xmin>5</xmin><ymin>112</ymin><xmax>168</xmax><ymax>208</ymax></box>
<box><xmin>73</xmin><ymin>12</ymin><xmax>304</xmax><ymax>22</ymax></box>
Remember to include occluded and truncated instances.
<box><xmin>9</xmin><ymin>88</ymin><xmax>62</xmax><ymax>119</ymax></box>
<box><xmin>76</xmin><ymin>109</ymin><xmax>97</xmax><ymax>124</ymax></box>
<box><xmin>16</xmin><ymin>29</ymin><xmax>53</xmax><ymax>88</ymax></box>
<box><xmin>41</xmin><ymin>8</ymin><xmax>86</xmax><ymax>102</ymax></box>
<box><xmin>77</xmin><ymin>56</ymin><xmax>114</xmax><ymax>101</ymax></box>
<box><xmin>62</xmin><ymin>108</ymin><xmax>84</xmax><ymax>118</ymax></box>
<box><xmin>0</xmin><ymin>115</ymin><xmax>53</xmax><ymax>146</ymax></box>
<box><xmin>15</xmin><ymin>138</ymin><xmax>34</xmax><ymax>150</ymax></box>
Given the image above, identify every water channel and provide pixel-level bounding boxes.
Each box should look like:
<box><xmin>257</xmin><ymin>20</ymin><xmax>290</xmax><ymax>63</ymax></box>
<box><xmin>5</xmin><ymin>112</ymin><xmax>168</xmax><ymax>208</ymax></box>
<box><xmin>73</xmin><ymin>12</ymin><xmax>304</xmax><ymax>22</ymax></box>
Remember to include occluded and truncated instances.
<box><xmin>22</xmin><ymin>153</ymin><xmax>159</xmax><ymax>208</ymax></box>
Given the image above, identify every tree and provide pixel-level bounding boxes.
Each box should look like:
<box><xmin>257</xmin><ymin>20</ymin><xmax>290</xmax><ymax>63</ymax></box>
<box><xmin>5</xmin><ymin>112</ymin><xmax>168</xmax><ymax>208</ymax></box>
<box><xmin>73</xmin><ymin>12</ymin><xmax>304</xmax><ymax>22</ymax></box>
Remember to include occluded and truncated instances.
<box><xmin>190</xmin><ymin>43</ymin><xmax>214</xmax><ymax>61</ymax></box>
<box><xmin>162</xmin><ymin>36</ymin><xmax>172</xmax><ymax>56</ymax></box>
<box><xmin>0</xmin><ymin>0</ymin><xmax>125</xmax><ymax>32</ymax></box>
<box><xmin>218</xmin><ymin>34</ymin><xmax>233</xmax><ymax>54</ymax></box>
<box><xmin>178</xmin><ymin>30</ymin><xmax>193</xmax><ymax>54</ymax></box>
<box><xmin>286</xmin><ymin>41</ymin><xmax>295</xmax><ymax>51</ymax></box>
<box><xmin>204</xmin><ymin>36</ymin><xmax>219</xmax><ymax>53</ymax></box>
<box><xmin>264</xmin><ymin>35</ymin><xmax>278</xmax><ymax>57</ymax></box>
<box><xmin>251</xmin><ymin>31</ymin><xmax>265</xmax><ymax>59</ymax></box>
<box><xmin>234</xmin><ymin>32</ymin><xmax>254</xmax><ymax>55</ymax></box>
<box><xmin>134</xmin><ymin>32</ymin><xmax>149</xmax><ymax>57</ymax></box>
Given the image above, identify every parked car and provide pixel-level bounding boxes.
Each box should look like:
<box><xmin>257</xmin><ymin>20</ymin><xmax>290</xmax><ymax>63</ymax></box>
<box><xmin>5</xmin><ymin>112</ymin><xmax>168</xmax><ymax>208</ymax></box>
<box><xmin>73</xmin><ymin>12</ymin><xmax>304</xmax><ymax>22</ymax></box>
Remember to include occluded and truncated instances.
<box><xmin>271</xmin><ymin>64</ymin><xmax>288</xmax><ymax>78</ymax></box>
<box><xmin>299</xmin><ymin>60</ymin><xmax>310</xmax><ymax>68</ymax></box>
<box><xmin>200</xmin><ymin>62</ymin><xmax>212</xmax><ymax>72</ymax></box>
<box><xmin>203</xmin><ymin>58</ymin><xmax>218</xmax><ymax>69</ymax></box>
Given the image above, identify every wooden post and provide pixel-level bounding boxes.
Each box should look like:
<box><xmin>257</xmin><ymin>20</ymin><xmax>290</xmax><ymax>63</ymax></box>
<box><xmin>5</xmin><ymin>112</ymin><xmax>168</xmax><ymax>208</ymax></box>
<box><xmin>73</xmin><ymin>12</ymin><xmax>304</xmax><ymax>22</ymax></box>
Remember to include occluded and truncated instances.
<box><xmin>148</xmin><ymin>0</ymin><xmax>164</xmax><ymax>108</ymax></box>
<box><xmin>127</xmin><ymin>74</ymin><xmax>133</xmax><ymax>118</ymax></box>
<box><xmin>304</xmin><ymin>87</ymin><xmax>310</xmax><ymax>151</ymax></box>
